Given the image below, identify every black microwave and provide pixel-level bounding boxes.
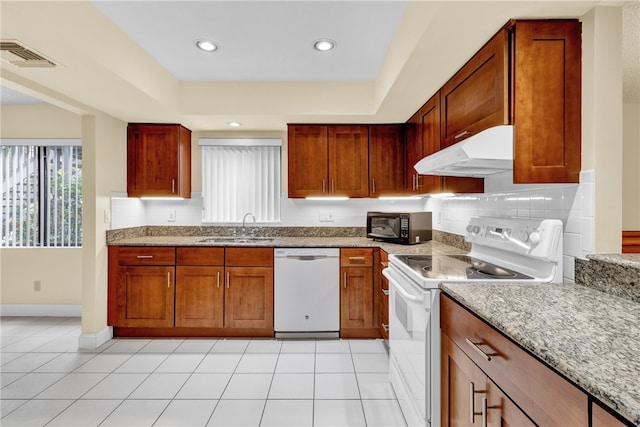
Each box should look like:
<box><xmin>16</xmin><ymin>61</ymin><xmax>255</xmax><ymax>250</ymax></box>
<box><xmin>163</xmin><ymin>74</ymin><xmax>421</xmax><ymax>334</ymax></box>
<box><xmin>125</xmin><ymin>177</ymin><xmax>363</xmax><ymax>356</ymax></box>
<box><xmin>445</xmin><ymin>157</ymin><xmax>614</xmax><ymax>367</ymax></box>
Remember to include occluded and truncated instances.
<box><xmin>366</xmin><ymin>211</ymin><xmax>432</xmax><ymax>245</ymax></box>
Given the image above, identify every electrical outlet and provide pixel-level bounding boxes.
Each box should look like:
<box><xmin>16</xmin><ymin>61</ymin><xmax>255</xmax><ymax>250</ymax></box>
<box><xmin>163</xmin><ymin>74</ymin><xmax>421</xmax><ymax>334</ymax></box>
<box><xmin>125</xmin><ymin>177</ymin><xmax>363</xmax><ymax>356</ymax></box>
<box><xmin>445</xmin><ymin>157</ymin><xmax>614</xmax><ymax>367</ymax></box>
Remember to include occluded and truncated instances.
<box><xmin>104</xmin><ymin>209</ymin><xmax>111</xmax><ymax>223</ymax></box>
<box><xmin>168</xmin><ymin>209</ymin><xmax>176</xmax><ymax>222</ymax></box>
<box><xmin>319</xmin><ymin>211</ymin><xmax>334</xmax><ymax>222</ymax></box>
<box><xmin>34</xmin><ymin>280</ymin><xmax>41</xmax><ymax>292</ymax></box>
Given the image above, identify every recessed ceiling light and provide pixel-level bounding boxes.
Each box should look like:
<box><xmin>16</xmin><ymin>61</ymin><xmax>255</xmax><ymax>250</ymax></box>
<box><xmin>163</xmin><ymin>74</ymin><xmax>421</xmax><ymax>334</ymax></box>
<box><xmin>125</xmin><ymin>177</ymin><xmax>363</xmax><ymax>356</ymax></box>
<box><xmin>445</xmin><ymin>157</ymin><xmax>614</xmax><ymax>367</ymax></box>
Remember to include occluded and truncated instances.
<box><xmin>195</xmin><ymin>39</ymin><xmax>218</xmax><ymax>52</ymax></box>
<box><xmin>228</xmin><ymin>122</ymin><xmax>241</xmax><ymax>127</ymax></box>
<box><xmin>313</xmin><ymin>39</ymin><xmax>336</xmax><ymax>52</ymax></box>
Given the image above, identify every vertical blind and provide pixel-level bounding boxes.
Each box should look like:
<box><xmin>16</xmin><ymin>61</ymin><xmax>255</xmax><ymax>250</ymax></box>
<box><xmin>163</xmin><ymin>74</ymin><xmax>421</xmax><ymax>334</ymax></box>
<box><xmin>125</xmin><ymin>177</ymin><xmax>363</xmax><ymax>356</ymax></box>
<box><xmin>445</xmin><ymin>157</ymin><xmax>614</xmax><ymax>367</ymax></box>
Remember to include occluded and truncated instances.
<box><xmin>1</xmin><ymin>142</ymin><xmax>82</xmax><ymax>247</ymax></box>
<box><xmin>200</xmin><ymin>139</ymin><xmax>281</xmax><ymax>223</ymax></box>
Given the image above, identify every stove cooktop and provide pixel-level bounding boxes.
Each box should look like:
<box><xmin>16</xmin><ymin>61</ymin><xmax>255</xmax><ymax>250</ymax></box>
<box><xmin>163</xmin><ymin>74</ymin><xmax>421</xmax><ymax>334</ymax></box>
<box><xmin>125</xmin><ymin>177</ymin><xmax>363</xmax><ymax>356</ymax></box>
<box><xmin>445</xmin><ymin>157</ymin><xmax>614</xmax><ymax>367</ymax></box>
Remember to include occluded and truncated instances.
<box><xmin>393</xmin><ymin>254</ymin><xmax>534</xmax><ymax>281</ymax></box>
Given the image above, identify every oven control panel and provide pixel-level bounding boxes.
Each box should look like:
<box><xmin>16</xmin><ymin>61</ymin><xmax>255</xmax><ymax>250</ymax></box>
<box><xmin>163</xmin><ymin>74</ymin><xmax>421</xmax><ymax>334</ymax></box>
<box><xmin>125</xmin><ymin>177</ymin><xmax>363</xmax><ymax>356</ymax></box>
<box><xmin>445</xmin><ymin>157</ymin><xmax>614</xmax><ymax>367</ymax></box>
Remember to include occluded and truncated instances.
<box><xmin>465</xmin><ymin>217</ymin><xmax>563</xmax><ymax>261</ymax></box>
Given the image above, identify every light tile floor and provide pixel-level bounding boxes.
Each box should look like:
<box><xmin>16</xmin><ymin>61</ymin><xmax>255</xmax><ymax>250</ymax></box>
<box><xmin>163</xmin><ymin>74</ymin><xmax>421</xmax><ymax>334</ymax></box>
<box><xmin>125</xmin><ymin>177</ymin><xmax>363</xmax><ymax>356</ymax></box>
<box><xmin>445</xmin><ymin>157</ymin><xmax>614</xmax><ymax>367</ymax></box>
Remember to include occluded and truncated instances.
<box><xmin>0</xmin><ymin>317</ymin><xmax>407</xmax><ymax>427</ymax></box>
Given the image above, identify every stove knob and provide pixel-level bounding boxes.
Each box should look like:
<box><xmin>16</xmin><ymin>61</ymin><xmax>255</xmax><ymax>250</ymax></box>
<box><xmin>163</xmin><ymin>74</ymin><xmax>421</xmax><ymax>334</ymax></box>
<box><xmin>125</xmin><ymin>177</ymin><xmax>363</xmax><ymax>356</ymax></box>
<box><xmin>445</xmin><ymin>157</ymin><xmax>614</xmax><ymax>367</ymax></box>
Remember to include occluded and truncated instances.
<box><xmin>473</xmin><ymin>226</ymin><xmax>481</xmax><ymax>234</ymax></box>
<box><xmin>529</xmin><ymin>232</ymin><xmax>541</xmax><ymax>246</ymax></box>
<box><xmin>466</xmin><ymin>224</ymin><xmax>474</xmax><ymax>233</ymax></box>
<box><xmin>518</xmin><ymin>231</ymin><xmax>529</xmax><ymax>242</ymax></box>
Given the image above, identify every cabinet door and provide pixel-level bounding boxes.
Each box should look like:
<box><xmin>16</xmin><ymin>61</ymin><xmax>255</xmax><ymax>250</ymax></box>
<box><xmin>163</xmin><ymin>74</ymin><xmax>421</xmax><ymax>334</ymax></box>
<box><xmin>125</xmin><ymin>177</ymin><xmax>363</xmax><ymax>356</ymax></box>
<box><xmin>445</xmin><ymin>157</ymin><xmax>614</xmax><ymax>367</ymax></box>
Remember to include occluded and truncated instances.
<box><xmin>287</xmin><ymin>125</ymin><xmax>328</xmax><ymax>197</ymax></box>
<box><xmin>442</xmin><ymin>333</ymin><xmax>488</xmax><ymax>426</ymax></box>
<box><xmin>328</xmin><ymin>125</ymin><xmax>369</xmax><ymax>197</ymax></box>
<box><xmin>340</xmin><ymin>266</ymin><xmax>374</xmax><ymax>329</ymax></box>
<box><xmin>440</xmin><ymin>29</ymin><xmax>509</xmax><ymax>148</ymax></box>
<box><xmin>225</xmin><ymin>267</ymin><xmax>274</xmax><ymax>330</ymax></box>
<box><xmin>486</xmin><ymin>377</ymin><xmax>535</xmax><ymax>427</ymax></box>
<box><xmin>405</xmin><ymin>112</ymin><xmax>422</xmax><ymax>194</ymax></box>
<box><xmin>378</xmin><ymin>250</ymin><xmax>389</xmax><ymax>339</ymax></box>
<box><xmin>369</xmin><ymin>125</ymin><xmax>405</xmax><ymax>197</ymax></box>
<box><xmin>418</xmin><ymin>93</ymin><xmax>445</xmax><ymax>193</ymax></box>
<box><xmin>176</xmin><ymin>266</ymin><xmax>224</xmax><ymax>328</ymax></box>
<box><xmin>592</xmin><ymin>402</ymin><xmax>629</xmax><ymax>427</ymax></box>
<box><xmin>512</xmin><ymin>20</ymin><xmax>581</xmax><ymax>183</ymax></box>
<box><xmin>116</xmin><ymin>266</ymin><xmax>174</xmax><ymax>328</ymax></box>
<box><xmin>127</xmin><ymin>124</ymin><xmax>191</xmax><ymax>198</ymax></box>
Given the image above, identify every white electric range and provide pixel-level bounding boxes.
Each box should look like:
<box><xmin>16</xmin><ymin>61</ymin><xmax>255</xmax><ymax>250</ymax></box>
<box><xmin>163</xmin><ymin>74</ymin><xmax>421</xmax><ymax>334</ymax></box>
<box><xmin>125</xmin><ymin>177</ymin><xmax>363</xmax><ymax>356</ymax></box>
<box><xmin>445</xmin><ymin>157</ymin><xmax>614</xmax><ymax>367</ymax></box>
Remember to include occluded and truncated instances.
<box><xmin>382</xmin><ymin>216</ymin><xmax>564</xmax><ymax>427</ymax></box>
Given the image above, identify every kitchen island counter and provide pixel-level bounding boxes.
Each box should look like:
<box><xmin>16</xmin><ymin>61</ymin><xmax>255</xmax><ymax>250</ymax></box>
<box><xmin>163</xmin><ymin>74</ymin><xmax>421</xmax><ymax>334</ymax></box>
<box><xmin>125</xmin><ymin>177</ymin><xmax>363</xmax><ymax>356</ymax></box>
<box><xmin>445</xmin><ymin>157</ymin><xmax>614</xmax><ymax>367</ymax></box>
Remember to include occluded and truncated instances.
<box><xmin>441</xmin><ymin>282</ymin><xmax>640</xmax><ymax>426</ymax></box>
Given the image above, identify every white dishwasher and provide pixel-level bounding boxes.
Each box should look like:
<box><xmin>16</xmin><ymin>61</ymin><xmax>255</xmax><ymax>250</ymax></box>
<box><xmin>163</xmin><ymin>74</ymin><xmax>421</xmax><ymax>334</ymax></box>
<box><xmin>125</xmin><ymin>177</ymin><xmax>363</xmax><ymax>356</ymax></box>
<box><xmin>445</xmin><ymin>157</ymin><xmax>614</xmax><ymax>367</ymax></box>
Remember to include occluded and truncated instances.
<box><xmin>274</xmin><ymin>248</ymin><xmax>340</xmax><ymax>338</ymax></box>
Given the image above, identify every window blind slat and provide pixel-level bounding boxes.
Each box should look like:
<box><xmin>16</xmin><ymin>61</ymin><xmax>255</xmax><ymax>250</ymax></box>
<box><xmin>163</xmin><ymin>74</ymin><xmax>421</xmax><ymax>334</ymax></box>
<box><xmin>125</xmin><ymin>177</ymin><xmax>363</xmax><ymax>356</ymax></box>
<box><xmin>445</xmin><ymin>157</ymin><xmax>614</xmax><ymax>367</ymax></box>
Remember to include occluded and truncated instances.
<box><xmin>201</xmin><ymin>143</ymin><xmax>280</xmax><ymax>223</ymax></box>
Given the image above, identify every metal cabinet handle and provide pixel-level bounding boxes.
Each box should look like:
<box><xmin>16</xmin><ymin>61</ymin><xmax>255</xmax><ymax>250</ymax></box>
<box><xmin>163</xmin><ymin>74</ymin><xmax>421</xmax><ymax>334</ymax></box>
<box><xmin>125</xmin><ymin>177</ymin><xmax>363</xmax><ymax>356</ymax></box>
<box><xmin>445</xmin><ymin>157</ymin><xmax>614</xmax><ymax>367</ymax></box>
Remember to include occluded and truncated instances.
<box><xmin>331</xmin><ymin>179</ymin><xmax>335</xmax><ymax>193</ymax></box>
<box><xmin>136</xmin><ymin>255</ymin><xmax>153</xmax><ymax>259</ymax></box>
<box><xmin>322</xmin><ymin>179</ymin><xmax>326</xmax><ymax>193</ymax></box>
<box><xmin>343</xmin><ymin>272</ymin><xmax>347</xmax><ymax>289</ymax></box>
<box><xmin>349</xmin><ymin>256</ymin><xmax>365</xmax><ymax>261</ymax></box>
<box><xmin>167</xmin><ymin>272</ymin><xmax>171</xmax><ymax>288</ymax></box>
<box><xmin>380</xmin><ymin>261</ymin><xmax>388</xmax><ymax>267</ymax></box>
<box><xmin>217</xmin><ymin>271</ymin><xmax>220</xmax><ymax>288</ymax></box>
<box><xmin>171</xmin><ymin>178</ymin><xmax>175</xmax><ymax>193</ymax></box>
<box><xmin>226</xmin><ymin>272</ymin><xmax>230</xmax><ymax>289</ymax></box>
<box><xmin>469</xmin><ymin>382</ymin><xmax>487</xmax><ymax>425</ymax></box>
<box><xmin>465</xmin><ymin>338</ymin><xmax>493</xmax><ymax>361</ymax></box>
<box><xmin>371</xmin><ymin>178</ymin><xmax>376</xmax><ymax>194</ymax></box>
<box><xmin>381</xmin><ymin>323</ymin><xmax>389</xmax><ymax>332</ymax></box>
<box><xmin>381</xmin><ymin>289</ymin><xmax>390</xmax><ymax>296</ymax></box>
<box><xmin>455</xmin><ymin>130</ymin><xmax>472</xmax><ymax>140</ymax></box>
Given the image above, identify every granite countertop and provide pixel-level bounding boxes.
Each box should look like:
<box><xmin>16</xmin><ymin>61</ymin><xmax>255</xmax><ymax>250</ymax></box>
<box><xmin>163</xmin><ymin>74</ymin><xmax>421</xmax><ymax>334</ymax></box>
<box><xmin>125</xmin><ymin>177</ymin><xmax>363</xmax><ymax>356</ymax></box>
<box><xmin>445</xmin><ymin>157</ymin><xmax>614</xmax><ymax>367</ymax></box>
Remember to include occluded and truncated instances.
<box><xmin>441</xmin><ymin>282</ymin><xmax>640</xmax><ymax>425</ymax></box>
<box><xmin>107</xmin><ymin>235</ymin><xmax>466</xmax><ymax>256</ymax></box>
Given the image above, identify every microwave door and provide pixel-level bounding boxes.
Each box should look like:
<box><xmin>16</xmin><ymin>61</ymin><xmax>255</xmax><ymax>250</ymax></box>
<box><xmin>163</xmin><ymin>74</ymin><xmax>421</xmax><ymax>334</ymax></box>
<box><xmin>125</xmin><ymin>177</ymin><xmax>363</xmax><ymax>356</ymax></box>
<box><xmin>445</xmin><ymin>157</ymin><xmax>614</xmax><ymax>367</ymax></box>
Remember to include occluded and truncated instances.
<box><xmin>369</xmin><ymin>218</ymin><xmax>399</xmax><ymax>238</ymax></box>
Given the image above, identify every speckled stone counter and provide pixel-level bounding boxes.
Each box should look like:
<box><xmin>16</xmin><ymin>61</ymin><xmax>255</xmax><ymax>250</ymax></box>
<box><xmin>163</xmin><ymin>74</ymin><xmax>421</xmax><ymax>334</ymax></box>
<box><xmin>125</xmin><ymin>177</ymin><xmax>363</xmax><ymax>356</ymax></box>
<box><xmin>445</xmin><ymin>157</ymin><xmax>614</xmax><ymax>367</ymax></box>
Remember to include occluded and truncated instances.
<box><xmin>575</xmin><ymin>253</ymin><xmax>640</xmax><ymax>303</ymax></box>
<box><xmin>441</xmin><ymin>282</ymin><xmax>640</xmax><ymax>425</ymax></box>
<box><xmin>106</xmin><ymin>226</ymin><xmax>469</xmax><ymax>255</ymax></box>
<box><xmin>107</xmin><ymin>235</ymin><xmax>466</xmax><ymax>256</ymax></box>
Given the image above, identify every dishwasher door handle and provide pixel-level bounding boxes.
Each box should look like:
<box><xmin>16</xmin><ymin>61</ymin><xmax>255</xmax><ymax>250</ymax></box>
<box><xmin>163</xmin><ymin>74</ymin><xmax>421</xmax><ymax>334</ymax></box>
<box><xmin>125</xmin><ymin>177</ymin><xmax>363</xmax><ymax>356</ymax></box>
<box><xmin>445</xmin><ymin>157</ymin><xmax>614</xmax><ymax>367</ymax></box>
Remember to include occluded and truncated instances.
<box><xmin>285</xmin><ymin>255</ymin><xmax>329</xmax><ymax>261</ymax></box>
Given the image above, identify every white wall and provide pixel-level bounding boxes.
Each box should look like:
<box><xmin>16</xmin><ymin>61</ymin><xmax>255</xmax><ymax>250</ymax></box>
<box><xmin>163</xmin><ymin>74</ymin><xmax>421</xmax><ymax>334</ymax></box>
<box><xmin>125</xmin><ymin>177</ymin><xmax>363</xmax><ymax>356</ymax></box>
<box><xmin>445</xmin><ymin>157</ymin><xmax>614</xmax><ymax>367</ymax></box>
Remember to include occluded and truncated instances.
<box><xmin>623</xmin><ymin>102</ymin><xmax>640</xmax><ymax>230</ymax></box>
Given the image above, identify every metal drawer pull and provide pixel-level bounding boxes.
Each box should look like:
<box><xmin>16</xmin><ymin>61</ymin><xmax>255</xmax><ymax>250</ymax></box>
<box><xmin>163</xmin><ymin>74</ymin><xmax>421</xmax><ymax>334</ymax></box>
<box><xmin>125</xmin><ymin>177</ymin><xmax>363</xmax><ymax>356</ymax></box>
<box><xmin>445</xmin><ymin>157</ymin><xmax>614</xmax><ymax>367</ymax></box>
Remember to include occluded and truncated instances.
<box><xmin>167</xmin><ymin>272</ymin><xmax>171</xmax><ymax>287</ymax></box>
<box><xmin>381</xmin><ymin>289</ymin><xmax>390</xmax><ymax>296</ymax></box>
<box><xmin>136</xmin><ymin>255</ymin><xmax>154</xmax><ymax>259</ymax></box>
<box><xmin>380</xmin><ymin>261</ymin><xmax>388</xmax><ymax>267</ymax></box>
<box><xmin>465</xmin><ymin>338</ymin><xmax>493</xmax><ymax>361</ymax></box>
<box><xmin>348</xmin><ymin>256</ymin><xmax>365</xmax><ymax>261</ymax></box>
<box><xmin>216</xmin><ymin>271</ymin><xmax>220</xmax><ymax>288</ymax></box>
<box><xmin>454</xmin><ymin>130</ymin><xmax>471</xmax><ymax>139</ymax></box>
<box><xmin>344</xmin><ymin>272</ymin><xmax>347</xmax><ymax>289</ymax></box>
<box><xmin>381</xmin><ymin>323</ymin><xmax>389</xmax><ymax>332</ymax></box>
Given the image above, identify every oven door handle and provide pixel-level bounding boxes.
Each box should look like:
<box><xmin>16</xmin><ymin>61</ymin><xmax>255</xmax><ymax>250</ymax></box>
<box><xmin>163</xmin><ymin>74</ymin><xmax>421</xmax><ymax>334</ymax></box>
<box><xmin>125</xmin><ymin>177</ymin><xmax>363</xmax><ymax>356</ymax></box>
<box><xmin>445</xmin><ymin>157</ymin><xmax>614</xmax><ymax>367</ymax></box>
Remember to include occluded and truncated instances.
<box><xmin>391</xmin><ymin>279</ymin><xmax>424</xmax><ymax>304</ymax></box>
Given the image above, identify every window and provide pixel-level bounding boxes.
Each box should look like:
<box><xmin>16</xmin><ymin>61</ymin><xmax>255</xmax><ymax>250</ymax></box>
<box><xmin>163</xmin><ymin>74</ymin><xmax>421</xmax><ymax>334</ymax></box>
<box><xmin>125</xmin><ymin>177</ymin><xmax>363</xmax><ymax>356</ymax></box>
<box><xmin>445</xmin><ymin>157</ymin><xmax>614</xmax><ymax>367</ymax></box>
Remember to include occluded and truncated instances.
<box><xmin>1</xmin><ymin>140</ymin><xmax>82</xmax><ymax>247</ymax></box>
<box><xmin>200</xmin><ymin>138</ymin><xmax>280</xmax><ymax>223</ymax></box>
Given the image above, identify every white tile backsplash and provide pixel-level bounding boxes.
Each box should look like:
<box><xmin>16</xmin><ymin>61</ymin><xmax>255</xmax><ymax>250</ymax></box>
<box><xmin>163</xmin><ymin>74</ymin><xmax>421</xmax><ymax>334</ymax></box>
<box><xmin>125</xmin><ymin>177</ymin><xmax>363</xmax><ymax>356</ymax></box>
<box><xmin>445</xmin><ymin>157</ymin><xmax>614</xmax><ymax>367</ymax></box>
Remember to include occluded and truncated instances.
<box><xmin>111</xmin><ymin>170</ymin><xmax>596</xmax><ymax>283</ymax></box>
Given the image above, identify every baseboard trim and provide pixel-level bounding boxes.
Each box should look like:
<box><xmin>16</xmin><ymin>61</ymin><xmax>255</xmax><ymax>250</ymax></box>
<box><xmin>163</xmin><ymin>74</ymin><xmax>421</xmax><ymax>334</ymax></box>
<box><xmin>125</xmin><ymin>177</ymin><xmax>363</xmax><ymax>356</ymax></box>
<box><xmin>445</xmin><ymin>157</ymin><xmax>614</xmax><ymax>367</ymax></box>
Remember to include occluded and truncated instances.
<box><xmin>0</xmin><ymin>304</ymin><xmax>82</xmax><ymax>317</ymax></box>
<box><xmin>79</xmin><ymin>326</ymin><xmax>113</xmax><ymax>350</ymax></box>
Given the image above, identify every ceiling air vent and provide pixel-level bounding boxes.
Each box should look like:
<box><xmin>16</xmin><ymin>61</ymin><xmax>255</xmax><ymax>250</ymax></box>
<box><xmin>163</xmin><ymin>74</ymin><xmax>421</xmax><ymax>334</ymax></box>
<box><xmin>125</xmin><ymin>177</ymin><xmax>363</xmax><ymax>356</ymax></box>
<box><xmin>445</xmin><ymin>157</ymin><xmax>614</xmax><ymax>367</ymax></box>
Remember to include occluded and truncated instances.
<box><xmin>0</xmin><ymin>40</ymin><xmax>56</xmax><ymax>68</ymax></box>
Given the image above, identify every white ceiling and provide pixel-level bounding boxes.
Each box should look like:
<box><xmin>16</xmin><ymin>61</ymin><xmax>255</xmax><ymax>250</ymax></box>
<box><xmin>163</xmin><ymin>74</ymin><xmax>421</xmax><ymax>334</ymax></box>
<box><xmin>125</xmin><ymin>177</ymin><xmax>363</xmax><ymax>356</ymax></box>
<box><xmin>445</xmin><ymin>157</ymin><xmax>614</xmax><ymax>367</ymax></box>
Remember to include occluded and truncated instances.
<box><xmin>1</xmin><ymin>0</ymin><xmax>638</xmax><ymax>131</ymax></box>
<box><xmin>93</xmin><ymin>1</ymin><xmax>408</xmax><ymax>82</ymax></box>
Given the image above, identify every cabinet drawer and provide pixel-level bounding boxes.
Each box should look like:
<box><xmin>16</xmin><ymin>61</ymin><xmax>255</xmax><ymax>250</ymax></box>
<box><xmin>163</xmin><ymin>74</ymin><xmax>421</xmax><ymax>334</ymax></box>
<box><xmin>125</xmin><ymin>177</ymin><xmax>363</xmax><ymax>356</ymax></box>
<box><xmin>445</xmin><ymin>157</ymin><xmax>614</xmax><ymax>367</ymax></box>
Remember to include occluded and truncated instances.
<box><xmin>116</xmin><ymin>247</ymin><xmax>175</xmax><ymax>265</ymax></box>
<box><xmin>440</xmin><ymin>294</ymin><xmax>588</xmax><ymax>426</ymax></box>
<box><xmin>177</xmin><ymin>247</ymin><xmax>224</xmax><ymax>265</ymax></box>
<box><xmin>225</xmin><ymin>247</ymin><xmax>274</xmax><ymax>267</ymax></box>
<box><xmin>341</xmin><ymin>248</ymin><xmax>373</xmax><ymax>267</ymax></box>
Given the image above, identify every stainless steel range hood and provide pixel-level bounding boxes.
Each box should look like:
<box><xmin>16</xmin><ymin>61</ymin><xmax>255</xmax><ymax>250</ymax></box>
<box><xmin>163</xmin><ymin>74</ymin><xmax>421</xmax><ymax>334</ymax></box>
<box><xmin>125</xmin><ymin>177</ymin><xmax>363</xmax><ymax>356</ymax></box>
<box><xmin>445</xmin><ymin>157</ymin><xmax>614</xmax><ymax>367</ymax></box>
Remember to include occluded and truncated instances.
<box><xmin>414</xmin><ymin>125</ymin><xmax>514</xmax><ymax>177</ymax></box>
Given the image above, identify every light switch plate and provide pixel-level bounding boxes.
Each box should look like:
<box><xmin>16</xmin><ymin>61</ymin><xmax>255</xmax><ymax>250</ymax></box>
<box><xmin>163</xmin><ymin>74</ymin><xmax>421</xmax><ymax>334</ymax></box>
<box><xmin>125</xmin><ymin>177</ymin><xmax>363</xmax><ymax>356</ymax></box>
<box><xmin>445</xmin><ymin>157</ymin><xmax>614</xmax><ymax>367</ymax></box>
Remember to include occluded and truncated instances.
<box><xmin>168</xmin><ymin>209</ymin><xmax>176</xmax><ymax>222</ymax></box>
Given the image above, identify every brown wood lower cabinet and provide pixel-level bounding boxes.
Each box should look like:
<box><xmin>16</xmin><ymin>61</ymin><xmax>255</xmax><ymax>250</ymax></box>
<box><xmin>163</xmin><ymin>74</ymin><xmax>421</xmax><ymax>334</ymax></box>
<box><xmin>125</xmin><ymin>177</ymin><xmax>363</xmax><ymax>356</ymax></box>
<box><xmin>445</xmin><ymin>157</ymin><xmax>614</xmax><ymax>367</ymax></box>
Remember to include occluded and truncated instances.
<box><xmin>116</xmin><ymin>265</ymin><xmax>175</xmax><ymax>328</ymax></box>
<box><xmin>175</xmin><ymin>266</ymin><xmax>224</xmax><ymax>328</ymax></box>
<box><xmin>340</xmin><ymin>248</ymin><xmax>379</xmax><ymax>338</ymax></box>
<box><xmin>441</xmin><ymin>293</ymin><xmax>594</xmax><ymax>426</ymax></box>
<box><xmin>224</xmin><ymin>266</ymin><xmax>273</xmax><ymax>330</ymax></box>
<box><xmin>108</xmin><ymin>246</ymin><xmax>274</xmax><ymax>337</ymax></box>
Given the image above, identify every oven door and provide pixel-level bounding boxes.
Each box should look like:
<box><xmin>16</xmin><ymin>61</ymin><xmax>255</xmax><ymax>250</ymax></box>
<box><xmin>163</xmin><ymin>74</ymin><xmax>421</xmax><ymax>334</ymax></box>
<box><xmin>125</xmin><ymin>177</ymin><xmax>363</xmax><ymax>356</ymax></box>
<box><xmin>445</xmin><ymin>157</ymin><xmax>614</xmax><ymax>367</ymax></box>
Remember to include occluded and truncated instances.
<box><xmin>385</xmin><ymin>266</ymin><xmax>438</xmax><ymax>427</ymax></box>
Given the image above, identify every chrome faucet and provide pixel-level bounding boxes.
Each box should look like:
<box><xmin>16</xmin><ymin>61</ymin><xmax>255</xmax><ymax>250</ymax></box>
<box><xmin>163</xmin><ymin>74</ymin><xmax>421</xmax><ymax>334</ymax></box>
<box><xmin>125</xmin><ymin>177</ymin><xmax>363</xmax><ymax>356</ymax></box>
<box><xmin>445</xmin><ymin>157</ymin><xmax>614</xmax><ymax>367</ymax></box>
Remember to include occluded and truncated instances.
<box><xmin>241</xmin><ymin>212</ymin><xmax>256</xmax><ymax>237</ymax></box>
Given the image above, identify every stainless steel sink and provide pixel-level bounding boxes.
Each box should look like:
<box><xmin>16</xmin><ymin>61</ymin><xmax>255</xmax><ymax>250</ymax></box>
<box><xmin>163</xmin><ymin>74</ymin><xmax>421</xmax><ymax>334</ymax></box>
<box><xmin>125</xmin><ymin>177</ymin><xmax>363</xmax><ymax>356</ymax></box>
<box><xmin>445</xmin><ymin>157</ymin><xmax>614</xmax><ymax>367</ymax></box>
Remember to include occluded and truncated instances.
<box><xmin>199</xmin><ymin>237</ymin><xmax>274</xmax><ymax>244</ymax></box>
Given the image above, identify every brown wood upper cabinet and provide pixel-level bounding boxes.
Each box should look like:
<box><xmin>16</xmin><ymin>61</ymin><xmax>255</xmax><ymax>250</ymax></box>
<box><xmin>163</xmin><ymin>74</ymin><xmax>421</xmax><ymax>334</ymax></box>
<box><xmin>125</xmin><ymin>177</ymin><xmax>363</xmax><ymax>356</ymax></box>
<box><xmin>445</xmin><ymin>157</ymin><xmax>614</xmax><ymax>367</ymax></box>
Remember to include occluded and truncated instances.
<box><xmin>288</xmin><ymin>124</ymin><xmax>369</xmax><ymax>198</ymax></box>
<box><xmin>439</xmin><ymin>19</ymin><xmax>581</xmax><ymax>183</ymax></box>
<box><xmin>127</xmin><ymin>123</ymin><xmax>192</xmax><ymax>198</ymax></box>
<box><xmin>406</xmin><ymin>93</ymin><xmax>484</xmax><ymax>194</ymax></box>
<box><xmin>368</xmin><ymin>125</ymin><xmax>405</xmax><ymax>197</ymax></box>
